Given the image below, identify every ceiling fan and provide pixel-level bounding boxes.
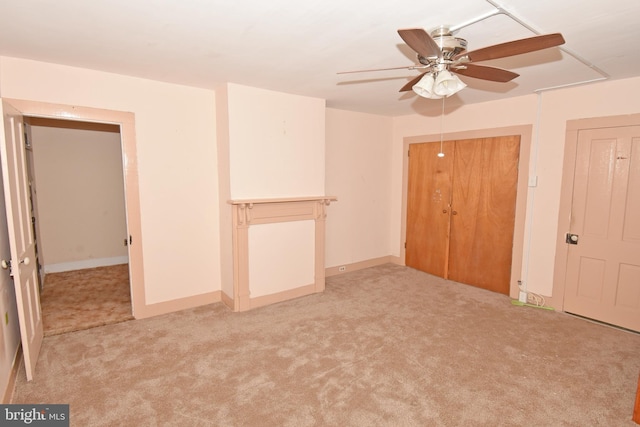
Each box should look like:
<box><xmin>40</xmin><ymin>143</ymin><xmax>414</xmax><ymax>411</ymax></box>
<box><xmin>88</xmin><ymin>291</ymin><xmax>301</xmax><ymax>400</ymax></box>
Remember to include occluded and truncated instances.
<box><xmin>340</xmin><ymin>27</ymin><xmax>566</xmax><ymax>99</ymax></box>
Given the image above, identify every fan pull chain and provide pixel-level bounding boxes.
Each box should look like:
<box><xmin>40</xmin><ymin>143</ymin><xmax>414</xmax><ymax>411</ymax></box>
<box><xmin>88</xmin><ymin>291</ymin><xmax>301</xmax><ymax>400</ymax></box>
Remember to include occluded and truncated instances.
<box><xmin>437</xmin><ymin>96</ymin><xmax>445</xmax><ymax>158</ymax></box>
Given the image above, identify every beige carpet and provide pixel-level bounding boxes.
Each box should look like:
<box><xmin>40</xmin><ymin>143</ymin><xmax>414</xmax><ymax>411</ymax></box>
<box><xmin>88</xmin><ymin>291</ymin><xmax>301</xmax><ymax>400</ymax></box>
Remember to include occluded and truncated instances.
<box><xmin>12</xmin><ymin>264</ymin><xmax>640</xmax><ymax>426</ymax></box>
<box><xmin>41</xmin><ymin>264</ymin><xmax>134</xmax><ymax>336</ymax></box>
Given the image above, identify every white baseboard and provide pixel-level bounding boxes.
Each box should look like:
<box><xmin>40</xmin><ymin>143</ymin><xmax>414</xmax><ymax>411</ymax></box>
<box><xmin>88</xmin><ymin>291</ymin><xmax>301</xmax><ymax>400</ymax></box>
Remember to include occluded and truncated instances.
<box><xmin>43</xmin><ymin>256</ymin><xmax>129</xmax><ymax>274</ymax></box>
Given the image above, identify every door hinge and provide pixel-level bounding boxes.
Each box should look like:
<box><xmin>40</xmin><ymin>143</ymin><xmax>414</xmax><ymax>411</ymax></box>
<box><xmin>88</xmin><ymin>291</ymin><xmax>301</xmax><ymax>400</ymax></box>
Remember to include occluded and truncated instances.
<box><xmin>124</xmin><ymin>235</ymin><xmax>133</xmax><ymax>246</ymax></box>
<box><xmin>404</xmin><ymin>242</ymin><xmax>407</xmax><ymax>249</ymax></box>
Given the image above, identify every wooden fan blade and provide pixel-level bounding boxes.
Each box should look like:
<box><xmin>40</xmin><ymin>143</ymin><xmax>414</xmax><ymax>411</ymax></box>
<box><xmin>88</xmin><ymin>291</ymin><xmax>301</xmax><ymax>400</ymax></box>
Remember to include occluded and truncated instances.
<box><xmin>398</xmin><ymin>29</ymin><xmax>441</xmax><ymax>58</ymax></box>
<box><xmin>453</xmin><ymin>64</ymin><xmax>519</xmax><ymax>82</ymax></box>
<box><xmin>399</xmin><ymin>73</ymin><xmax>427</xmax><ymax>92</ymax></box>
<box><xmin>337</xmin><ymin>64</ymin><xmax>423</xmax><ymax>74</ymax></box>
<box><xmin>456</xmin><ymin>33</ymin><xmax>565</xmax><ymax>62</ymax></box>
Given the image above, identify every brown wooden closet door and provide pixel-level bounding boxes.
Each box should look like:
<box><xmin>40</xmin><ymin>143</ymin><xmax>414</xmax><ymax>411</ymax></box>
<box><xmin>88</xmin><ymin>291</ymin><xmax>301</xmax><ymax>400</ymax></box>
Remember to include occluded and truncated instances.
<box><xmin>447</xmin><ymin>136</ymin><xmax>520</xmax><ymax>294</ymax></box>
<box><xmin>405</xmin><ymin>140</ymin><xmax>454</xmax><ymax>277</ymax></box>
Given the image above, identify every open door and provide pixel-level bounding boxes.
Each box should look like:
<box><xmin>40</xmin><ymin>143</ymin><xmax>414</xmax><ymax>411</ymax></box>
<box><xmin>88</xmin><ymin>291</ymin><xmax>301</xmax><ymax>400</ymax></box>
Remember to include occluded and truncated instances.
<box><xmin>0</xmin><ymin>100</ymin><xmax>43</xmax><ymax>381</ymax></box>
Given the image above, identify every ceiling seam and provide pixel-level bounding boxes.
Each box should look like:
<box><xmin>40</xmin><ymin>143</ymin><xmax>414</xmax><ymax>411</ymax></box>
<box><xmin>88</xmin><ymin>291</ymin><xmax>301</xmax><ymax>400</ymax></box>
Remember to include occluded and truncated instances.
<box><xmin>450</xmin><ymin>0</ymin><xmax>609</xmax><ymax>93</ymax></box>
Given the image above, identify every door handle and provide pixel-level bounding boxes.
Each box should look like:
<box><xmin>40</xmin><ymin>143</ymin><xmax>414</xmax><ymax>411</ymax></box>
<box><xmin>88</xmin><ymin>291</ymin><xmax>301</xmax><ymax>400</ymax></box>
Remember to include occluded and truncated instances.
<box><xmin>5</xmin><ymin>258</ymin><xmax>31</xmax><ymax>267</ymax></box>
<box><xmin>452</xmin><ymin>210</ymin><xmax>458</xmax><ymax>215</ymax></box>
<box><xmin>566</xmin><ymin>233</ymin><xmax>579</xmax><ymax>245</ymax></box>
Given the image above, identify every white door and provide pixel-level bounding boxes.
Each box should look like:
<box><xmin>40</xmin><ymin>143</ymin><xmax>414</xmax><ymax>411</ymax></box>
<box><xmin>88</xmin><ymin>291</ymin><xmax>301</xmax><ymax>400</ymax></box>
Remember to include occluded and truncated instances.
<box><xmin>563</xmin><ymin>125</ymin><xmax>640</xmax><ymax>332</ymax></box>
<box><xmin>0</xmin><ymin>100</ymin><xmax>43</xmax><ymax>380</ymax></box>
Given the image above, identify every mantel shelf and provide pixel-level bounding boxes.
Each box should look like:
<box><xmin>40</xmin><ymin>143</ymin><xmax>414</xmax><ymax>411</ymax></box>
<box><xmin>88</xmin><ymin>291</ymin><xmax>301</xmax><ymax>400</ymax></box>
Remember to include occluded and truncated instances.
<box><xmin>229</xmin><ymin>196</ymin><xmax>337</xmax><ymax>205</ymax></box>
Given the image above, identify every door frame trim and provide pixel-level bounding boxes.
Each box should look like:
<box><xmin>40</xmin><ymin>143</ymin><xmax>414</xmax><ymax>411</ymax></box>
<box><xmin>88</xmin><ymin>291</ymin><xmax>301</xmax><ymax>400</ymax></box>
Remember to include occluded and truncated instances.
<box><xmin>552</xmin><ymin>113</ymin><xmax>640</xmax><ymax>311</ymax></box>
<box><xmin>401</xmin><ymin>125</ymin><xmax>532</xmax><ymax>300</ymax></box>
<box><xmin>3</xmin><ymin>98</ymin><xmax>147</xmax><ymax>318</ymax></box>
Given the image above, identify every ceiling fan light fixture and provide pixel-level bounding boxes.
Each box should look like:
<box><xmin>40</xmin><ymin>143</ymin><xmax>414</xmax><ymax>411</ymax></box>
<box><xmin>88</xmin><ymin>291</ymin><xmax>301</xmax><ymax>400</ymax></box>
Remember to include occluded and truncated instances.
<box><xmin>412</xmin><ymin>73</ymin><xmax>443</xmax><ymax>99</ymax></box>
<box><xmin>434</xmin><ymin>69</ymin><xmax>466</xmax><ymax>97</ymax></box>
<box><xmin>345</xmin><ymin>27</ymin><xmax>567</xmax><ymax>100</ymax></box>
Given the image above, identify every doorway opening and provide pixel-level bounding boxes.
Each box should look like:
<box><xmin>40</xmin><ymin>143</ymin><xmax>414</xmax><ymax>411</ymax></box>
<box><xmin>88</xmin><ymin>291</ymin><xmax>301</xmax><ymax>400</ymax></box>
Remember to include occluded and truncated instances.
<box><xmin>2</xmin><ymin>97</ymin><xmax>145</xmax><ymax>379</ymax></box>
<box><xmin>24</xmin><ymin>117</ymin><xmax>133</xmax><ymax>335</ymax></box>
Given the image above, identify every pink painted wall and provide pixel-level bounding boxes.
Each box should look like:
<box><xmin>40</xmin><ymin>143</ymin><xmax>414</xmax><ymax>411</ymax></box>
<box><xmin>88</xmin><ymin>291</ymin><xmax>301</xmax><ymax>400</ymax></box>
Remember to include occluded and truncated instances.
<box><xmin>0</xmin><ymin>56</ymin><xmax>220</xmax><ymax>305</ymax></box>
<box><xmin>226</xmin><ymin>83</ymin><xmax>325</xmax><ymax>199</ymax></box>
<box><xmin>325</xmin><ymin>108</ymin><xmax>394</xmax><ymax>267</ymax></box>
<box><xmin>0</xmin><ymin>147</ymin><xmax>20</xmax><ymax>401</ymax></box>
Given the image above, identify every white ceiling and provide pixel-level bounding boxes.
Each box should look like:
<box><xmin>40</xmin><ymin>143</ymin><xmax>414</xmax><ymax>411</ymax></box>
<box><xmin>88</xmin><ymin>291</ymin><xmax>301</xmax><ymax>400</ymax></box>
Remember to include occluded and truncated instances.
<box><xmin>1</xmin><ymin>0</ymin><xmax>639</xmax><ymax>117</ymax></box>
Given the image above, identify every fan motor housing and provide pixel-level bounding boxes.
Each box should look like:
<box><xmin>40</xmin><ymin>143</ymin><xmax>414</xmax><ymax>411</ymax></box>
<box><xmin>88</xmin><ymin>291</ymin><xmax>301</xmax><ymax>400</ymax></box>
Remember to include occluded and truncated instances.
<box><xmin>423</xmin><ymin>27</ymin><xmax>468</xmax><ymax>62</ymax></box>
<box><xmin>436</xmin><ymin>35</ymin><xmax>467</xmax><ymax>59</ymax></box>
<box><xmin>418</xmin><ymin>35</ymin><xmax>467</xmax><ymax>65</ymax></box>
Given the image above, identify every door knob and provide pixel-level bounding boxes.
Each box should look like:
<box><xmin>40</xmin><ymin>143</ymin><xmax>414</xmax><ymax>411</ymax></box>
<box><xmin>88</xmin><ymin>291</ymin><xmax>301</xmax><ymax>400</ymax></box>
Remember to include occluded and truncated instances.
<box><xmin>20</xmin><ymin>257</ymin><xmax>30</xmax><ymax>265</ymax></box>
<box><xmin>442</xmin><ymin>209</ymin><xmax>448</xmax><ymax>213</ymax></box>
<box><xmin>452</xmin><ymin>211</ymin><xmax>458</xmax><ymax>215</ymax></box>
<box><xmin>566</xmin><ymin>233</ymin><xmax>579</xmax><ymax>245</ymax></box>
<box><xmin>1</xmin><ymin>260</ymin><xmax>9</xmax><ymax>270</ymax></box>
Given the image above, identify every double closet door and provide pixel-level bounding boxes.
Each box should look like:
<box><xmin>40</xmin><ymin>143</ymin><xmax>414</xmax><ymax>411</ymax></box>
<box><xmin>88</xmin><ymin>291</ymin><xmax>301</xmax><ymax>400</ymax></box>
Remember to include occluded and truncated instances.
<box><xmin>406</xmin><ymin>135</ymin><xmax>520</xmax><ymax>294</ymax></box>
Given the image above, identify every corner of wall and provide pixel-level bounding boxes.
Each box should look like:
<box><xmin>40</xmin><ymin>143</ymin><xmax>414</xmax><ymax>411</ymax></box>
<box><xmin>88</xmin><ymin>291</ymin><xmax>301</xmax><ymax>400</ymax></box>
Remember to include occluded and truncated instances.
<box><xmin>215</xmin><ymin>85</ymin><xmax>234</xmax><ymax>299</ymax></box>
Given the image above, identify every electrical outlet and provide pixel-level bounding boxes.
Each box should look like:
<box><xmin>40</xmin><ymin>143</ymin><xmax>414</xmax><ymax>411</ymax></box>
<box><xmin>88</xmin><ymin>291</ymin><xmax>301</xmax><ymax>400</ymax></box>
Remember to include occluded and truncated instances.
<box><xmin>338</xmin><ymin>266</ymin><xmax>346</xmax><ymax>272</ymax></box>
<box><xmin>519</xmin><ymin>291</ymin><xmax>528</xmax><ymax>303</ymax></box>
